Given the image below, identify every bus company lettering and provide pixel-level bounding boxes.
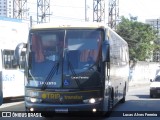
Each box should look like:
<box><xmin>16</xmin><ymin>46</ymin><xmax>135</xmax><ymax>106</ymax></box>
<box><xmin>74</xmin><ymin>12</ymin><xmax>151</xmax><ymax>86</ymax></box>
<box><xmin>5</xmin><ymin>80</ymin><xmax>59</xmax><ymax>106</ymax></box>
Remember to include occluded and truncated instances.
<box><xmin>41</xmin><ymin>93</ymin><xmax>82</xmax><ymax>100</ymax></box>
<box><xmin>64</xmin><ymin>95</ymin><xmax>83</xmax><ymax>100</ymax></box>
<box><xmin>39</xmin><ymin>81</ymin><xmax>56</xmax><ymax>85</ymax></box>
<box><xmin>41</xmin><ymin>93</ymin><xmax>60</xmax><ymax>99</ymax></box>
<box><xmin>71</xmin><ymin>76</ymin><xmax>89</xmax><ymax>80</ymax></box>
<box><xmin>3</xmin><ymin>74</ymin><xmax>15</xmax><ymax>81</ymax></box>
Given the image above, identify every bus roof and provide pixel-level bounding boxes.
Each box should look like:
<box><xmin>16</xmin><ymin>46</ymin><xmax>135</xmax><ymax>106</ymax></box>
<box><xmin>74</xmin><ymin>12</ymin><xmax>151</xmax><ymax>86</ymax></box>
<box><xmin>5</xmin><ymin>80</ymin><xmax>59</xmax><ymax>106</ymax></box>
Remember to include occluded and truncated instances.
<box><xmin>31</xmin><ymin>22</ymin><xmax>128</xmax><ymax>45</ymax></box>
<box><xmin>31</xmin><ymin>22</ymin><xmax>107</xmax><ymax>29</ymax></box>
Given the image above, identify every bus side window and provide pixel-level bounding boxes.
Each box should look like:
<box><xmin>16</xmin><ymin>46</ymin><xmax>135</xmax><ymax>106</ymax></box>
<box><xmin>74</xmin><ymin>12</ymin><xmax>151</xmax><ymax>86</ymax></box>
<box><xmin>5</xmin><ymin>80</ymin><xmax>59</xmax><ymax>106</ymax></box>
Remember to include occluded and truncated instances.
<box><xmin>2</xmin><ymin>52</ymin><xmax>25</xmax><ymax>69</ymax></box>
<box><xmin>19</xmin><ymin>52</ymin><xmax>25</xmax><ymax>69</ymax></box>
<box><xmin>2</xmin><ymin>50</ymin><xmax>23</xmax><ymax>69</ymax></box>
<box><xmin>5</xmin><ymin>61</ymin><xmax>10</xmax><ymax>69</ymax></box>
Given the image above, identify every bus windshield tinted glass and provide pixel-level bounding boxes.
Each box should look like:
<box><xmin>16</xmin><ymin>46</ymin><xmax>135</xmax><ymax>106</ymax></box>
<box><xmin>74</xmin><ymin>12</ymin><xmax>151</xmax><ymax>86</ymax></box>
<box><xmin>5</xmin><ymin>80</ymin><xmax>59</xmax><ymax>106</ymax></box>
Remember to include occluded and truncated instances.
<box><xmin>28</xmin><ymin>29</ymin><xmax>103</xmax><ymax>89</ymax></box>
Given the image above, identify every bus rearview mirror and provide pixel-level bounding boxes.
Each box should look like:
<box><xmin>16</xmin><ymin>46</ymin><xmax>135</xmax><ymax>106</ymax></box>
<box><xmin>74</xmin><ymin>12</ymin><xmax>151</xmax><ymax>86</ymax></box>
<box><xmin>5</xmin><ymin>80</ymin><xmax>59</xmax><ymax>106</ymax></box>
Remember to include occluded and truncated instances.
<box><xmin>14</xmin><ymin>43</ymin><xmax>27</xmax><ymax>66</ymax></box>
<box><xmin>102</xmin><ymin>41</ymin><xmax>109</xmax><ymax>62</ymax></box>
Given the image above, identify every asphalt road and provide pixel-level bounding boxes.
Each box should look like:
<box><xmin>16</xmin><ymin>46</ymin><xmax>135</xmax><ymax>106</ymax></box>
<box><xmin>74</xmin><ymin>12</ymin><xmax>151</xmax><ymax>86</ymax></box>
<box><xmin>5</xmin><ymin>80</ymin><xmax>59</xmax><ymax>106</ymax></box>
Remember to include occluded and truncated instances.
<box><xmin>0</xmin><ymin>84</ymin><xmax>160</xmax><ymax>120</ymax></box>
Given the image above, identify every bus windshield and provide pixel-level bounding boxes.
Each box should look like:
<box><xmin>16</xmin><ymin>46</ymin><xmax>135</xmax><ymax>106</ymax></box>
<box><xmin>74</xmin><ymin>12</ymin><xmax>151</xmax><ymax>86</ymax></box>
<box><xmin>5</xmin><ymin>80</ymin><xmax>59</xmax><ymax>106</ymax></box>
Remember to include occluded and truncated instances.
<box><xmin>28</xmin><ymin>29</ymin><xmax>104</xmax><ymax>89</ymax></box>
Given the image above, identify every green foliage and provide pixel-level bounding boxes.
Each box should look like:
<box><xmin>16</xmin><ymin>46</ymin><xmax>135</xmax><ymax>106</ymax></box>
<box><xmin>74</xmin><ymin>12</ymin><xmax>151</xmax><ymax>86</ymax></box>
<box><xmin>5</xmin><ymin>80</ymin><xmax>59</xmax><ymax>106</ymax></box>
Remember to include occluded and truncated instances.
<box><xmin>116</xmin><ymin>16</ymin><xmax>157</xmax><ymax>61</ymax></box>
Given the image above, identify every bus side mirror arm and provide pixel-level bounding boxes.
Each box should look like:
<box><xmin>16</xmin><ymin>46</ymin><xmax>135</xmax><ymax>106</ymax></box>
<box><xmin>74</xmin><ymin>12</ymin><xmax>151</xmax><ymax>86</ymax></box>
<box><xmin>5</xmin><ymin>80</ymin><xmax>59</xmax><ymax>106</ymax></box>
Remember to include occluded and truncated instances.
<box><xmin>102</xmin><ymin>41</ymin><xmax>110</xmax><ymax>62</ymax></box>
<box><xmin>14</xmin><ymin>43</ymin><xmax>27</xmax><ymax>66</ymax></box>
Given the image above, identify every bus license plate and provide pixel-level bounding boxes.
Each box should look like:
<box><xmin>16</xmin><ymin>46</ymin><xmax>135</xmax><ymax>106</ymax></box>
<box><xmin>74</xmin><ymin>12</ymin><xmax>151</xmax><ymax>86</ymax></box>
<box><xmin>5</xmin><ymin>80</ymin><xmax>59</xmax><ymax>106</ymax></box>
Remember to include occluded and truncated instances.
<box><xmin>55</xmin><ymin>108</ymin><xmax>68</xmax><ymax>113</ymax></box>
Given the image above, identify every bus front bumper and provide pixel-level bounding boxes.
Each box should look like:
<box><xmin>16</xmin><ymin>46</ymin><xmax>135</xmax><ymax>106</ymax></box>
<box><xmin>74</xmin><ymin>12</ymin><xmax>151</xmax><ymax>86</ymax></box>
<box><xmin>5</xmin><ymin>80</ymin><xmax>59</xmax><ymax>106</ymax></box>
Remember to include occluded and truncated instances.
<box><xmin>25</xmin><ymin>102</ymin><xmax>104</xmax><ymax>114</ymax></box>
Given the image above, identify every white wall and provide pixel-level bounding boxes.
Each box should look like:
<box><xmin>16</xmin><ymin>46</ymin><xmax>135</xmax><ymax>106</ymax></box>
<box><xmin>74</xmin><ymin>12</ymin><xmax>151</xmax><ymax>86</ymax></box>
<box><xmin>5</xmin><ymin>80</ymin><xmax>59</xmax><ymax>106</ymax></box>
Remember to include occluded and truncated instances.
<box><xmin>131</xmin><ymin>61</ymin><xmax>160</xmax><ymax>83</ymax></box>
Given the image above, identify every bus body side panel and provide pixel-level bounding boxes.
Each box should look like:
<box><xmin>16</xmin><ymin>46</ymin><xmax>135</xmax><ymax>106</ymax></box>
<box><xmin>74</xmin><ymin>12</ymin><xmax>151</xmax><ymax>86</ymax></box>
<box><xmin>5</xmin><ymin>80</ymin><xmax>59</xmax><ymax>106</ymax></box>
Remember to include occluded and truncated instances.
<box><xmin>0</xmin><ymin>19</ymin><xmax>28</xmax><ymax>99</ymax></box>
<box><xmin>108</xmin><ymin>28</ymin><xmax>129</xmax><ymax>105</ymax></box>
<box><xmin>2</xmin><ymin>70</ymin><xmax>25</xmax><ymax>98</ymax></box>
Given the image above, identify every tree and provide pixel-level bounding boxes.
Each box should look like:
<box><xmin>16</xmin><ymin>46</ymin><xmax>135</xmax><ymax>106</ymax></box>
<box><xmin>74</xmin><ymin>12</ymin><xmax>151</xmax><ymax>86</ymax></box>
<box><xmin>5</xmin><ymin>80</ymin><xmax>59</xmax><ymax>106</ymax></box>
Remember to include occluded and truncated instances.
<box><xmin>116</xmin><ymin>16</ymin><xmax>157</xmax><ymax>61</ymax></box>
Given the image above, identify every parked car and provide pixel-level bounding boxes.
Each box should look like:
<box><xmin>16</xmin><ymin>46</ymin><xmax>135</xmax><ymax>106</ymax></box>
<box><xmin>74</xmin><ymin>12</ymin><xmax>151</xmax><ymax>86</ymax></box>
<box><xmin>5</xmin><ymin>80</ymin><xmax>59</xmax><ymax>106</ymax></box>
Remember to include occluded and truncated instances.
<box><xmin>150</xmin><ymin>75</ymin><xmax>160</xmax><ymax>98</ymax></box>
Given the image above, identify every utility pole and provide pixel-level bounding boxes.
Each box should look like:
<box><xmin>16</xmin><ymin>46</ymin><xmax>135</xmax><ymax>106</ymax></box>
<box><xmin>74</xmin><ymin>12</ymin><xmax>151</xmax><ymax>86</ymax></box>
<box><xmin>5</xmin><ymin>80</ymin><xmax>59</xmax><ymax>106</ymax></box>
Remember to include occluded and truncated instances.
<box><xmin>93</xmin><ymin>0</ymin><xmax>105</xmax><ymax>22</ymax></box>
<box><xmin>108</xmin><ymin>0</ymin><xmax>119</xmax><ymax>30</ymax></box>
<box><xmin>37</xmin><ymin>0</ymin><xmax>51</xmax><ymax>24</ymax></box>
<box><xmin>13</xmin><ymin>0</ymin><xmax>29</xmax><ymax>19</ymax></box>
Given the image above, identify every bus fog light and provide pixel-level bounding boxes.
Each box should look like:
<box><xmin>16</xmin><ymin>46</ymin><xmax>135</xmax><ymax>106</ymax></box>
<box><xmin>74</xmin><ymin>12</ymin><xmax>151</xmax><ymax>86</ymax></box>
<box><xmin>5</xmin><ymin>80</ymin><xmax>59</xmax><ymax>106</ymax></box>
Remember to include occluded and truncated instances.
<box><xmin>30</xmin><ymin>108</ymin><xmax>34</xmax><ymax>111</ymax></box>
<box><xmin>92</xmin><ymin>108</ymin><xmax>97</xmax><ymax>112</ymax></box>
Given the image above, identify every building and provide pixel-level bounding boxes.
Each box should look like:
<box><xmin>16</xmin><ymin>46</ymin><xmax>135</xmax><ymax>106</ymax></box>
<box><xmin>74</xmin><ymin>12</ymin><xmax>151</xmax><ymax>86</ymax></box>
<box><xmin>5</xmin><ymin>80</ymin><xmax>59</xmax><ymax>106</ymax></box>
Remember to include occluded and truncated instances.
<box><xmin>146</xmin><ymin>19</ymin><xmax>160</xmax><ymax>36</ymax></box>
<box><xmin>0</xmin><ymin>0</ymin><xmax>13</xmax><ymax>18</ymax></box>
<box><xmin>146</xmin><ymin>19</ymin><xmax>160</xmax><ymax>62</ymax></box>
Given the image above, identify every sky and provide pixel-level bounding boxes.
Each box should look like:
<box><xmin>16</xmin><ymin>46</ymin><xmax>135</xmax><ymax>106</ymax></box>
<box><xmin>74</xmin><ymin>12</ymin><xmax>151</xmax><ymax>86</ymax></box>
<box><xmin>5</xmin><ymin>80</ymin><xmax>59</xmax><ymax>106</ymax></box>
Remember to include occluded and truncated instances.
<box><xmin>28</xmin><ymin>0</ymin><xmax>160</xmax><ymax>23</ymax></box>
<box><xmin>120</xmin><ymin>0</ymin><xmax>160</xmax><ymax>22</ymax></box>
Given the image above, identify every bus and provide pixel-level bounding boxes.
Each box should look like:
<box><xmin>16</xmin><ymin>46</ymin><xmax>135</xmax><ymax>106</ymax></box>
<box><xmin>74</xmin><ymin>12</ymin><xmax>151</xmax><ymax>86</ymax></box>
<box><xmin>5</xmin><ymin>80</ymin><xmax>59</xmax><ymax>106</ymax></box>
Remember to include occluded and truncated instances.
<box><xmin>0</xmin><ymin>49</ymin><xmax>26</xmax><ymax>99</ymax></box>
<box><xmin>0</xmin><ymin>17</ymin><xmax>29</xmax><ymax>103</ymax></box>
<box><xmin>14</xmin><ymin>22</ymin><xmax>129</xmax><ymax>115</ymax></box>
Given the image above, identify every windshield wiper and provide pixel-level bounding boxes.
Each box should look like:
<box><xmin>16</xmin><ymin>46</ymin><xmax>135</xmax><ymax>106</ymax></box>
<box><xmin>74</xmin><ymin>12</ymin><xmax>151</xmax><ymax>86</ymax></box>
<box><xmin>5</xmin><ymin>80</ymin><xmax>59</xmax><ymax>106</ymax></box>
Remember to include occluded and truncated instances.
<box><xmin>65</xmin><ymin>50</ymin><xmax>81</xmax><ymax>89</ymax></box>
<box><xmin>41</xmin><ymin>61</ymin><xmax>60</xmax><ymax>90</ymax></box>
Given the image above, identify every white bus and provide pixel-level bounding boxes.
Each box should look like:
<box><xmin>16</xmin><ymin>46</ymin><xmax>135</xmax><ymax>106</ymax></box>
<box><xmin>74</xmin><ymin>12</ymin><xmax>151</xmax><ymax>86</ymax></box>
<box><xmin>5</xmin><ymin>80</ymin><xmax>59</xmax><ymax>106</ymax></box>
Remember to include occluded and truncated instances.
<box><xmin>0</xmin><ymin>17</ymin><xmax>28</xmax><ymax>103</ymax></box>
<box><xmin>1</xmin><ymin>49</ymin><xmax>25</xmax><ymax>98</ymax></box>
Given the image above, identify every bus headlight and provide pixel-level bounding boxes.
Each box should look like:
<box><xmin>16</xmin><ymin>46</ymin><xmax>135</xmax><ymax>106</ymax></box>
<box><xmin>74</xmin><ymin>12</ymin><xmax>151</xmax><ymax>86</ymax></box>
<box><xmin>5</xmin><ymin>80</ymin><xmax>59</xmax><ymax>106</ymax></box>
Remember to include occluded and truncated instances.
<box><xmin>26</xmin><ymin>97</ymin><xmax>42</xmax><ymax>103</ymax></box>
<box><xmin>83</xmin><ymin>98</ymin><xmax>103</xmax><ymax>104</ymax></box>
<box><xmin>89</xmin><ymin>98</ymin><xmax>96</xmax><ymax>103</ymax></box>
